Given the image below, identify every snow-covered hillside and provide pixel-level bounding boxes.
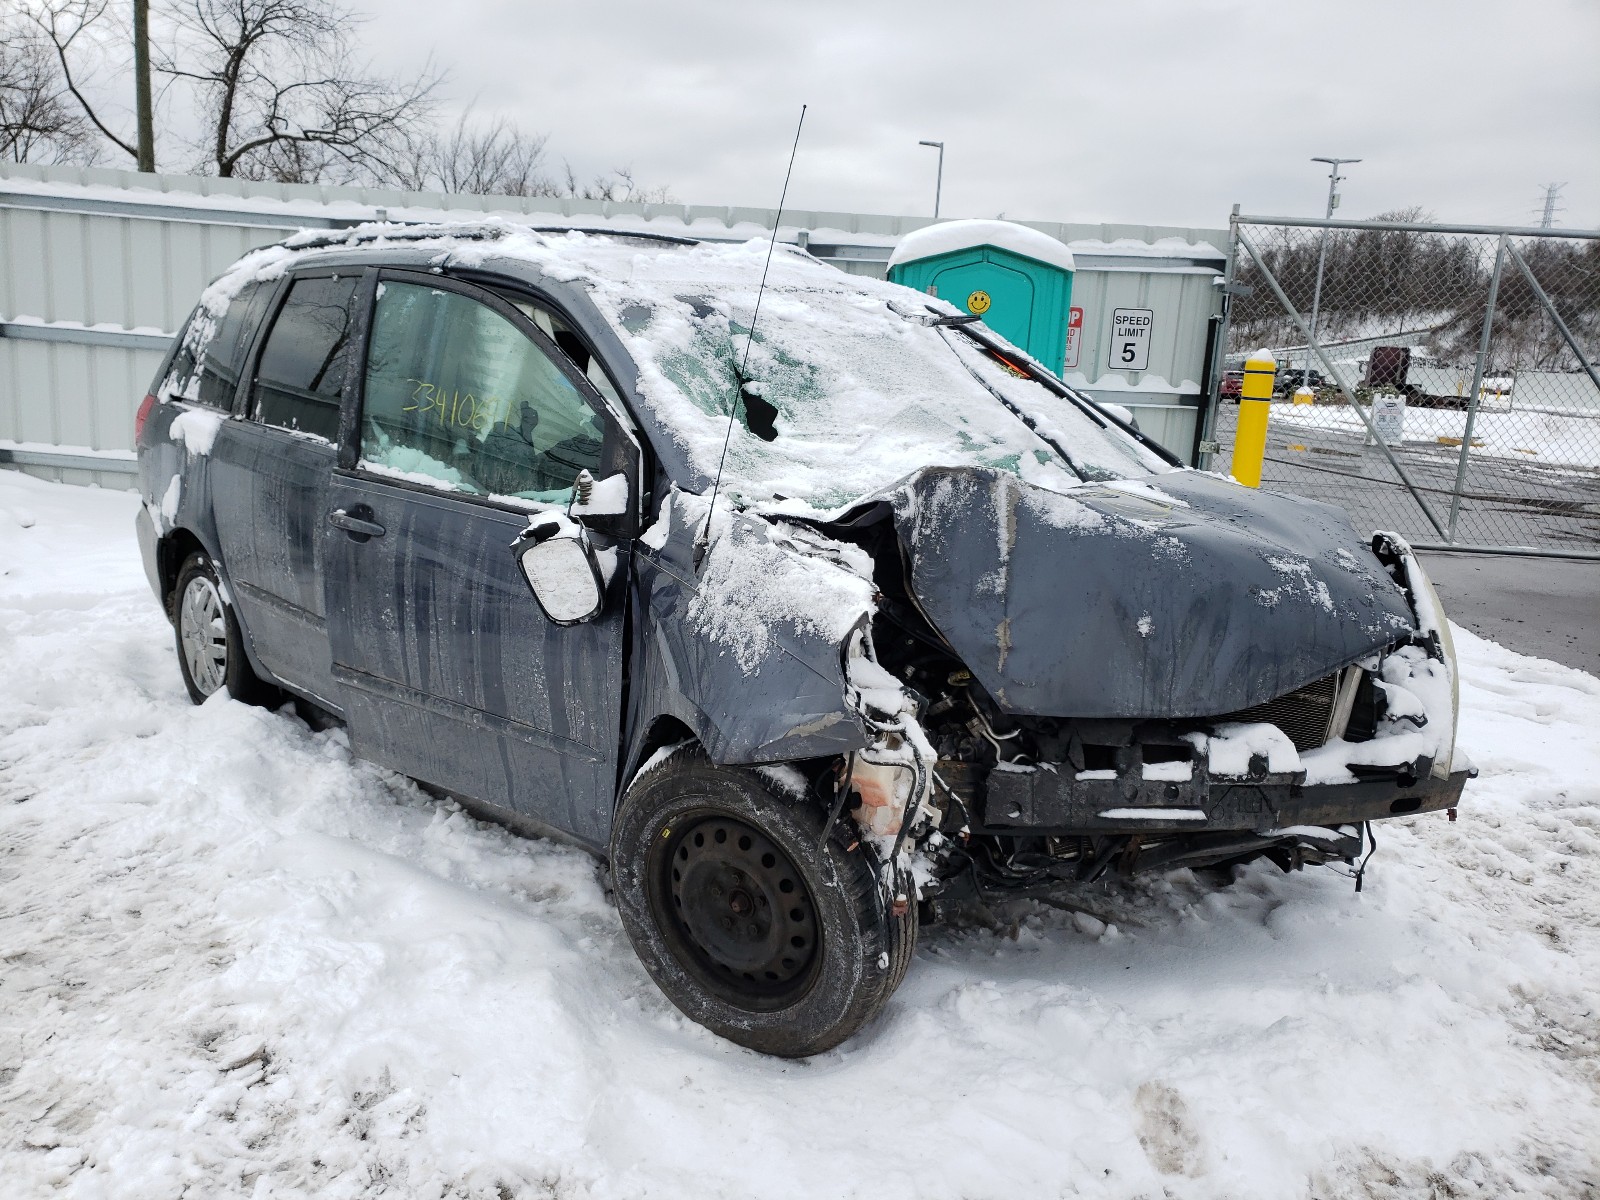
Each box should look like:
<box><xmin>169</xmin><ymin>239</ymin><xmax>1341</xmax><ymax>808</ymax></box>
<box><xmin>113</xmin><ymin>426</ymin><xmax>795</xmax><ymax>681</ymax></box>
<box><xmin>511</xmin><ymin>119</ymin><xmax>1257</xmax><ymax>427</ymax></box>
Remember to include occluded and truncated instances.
<box><xmin>2</xmin><ymin>470</ymin><xmax>1597</xmax><ymax>1199</ymax></box>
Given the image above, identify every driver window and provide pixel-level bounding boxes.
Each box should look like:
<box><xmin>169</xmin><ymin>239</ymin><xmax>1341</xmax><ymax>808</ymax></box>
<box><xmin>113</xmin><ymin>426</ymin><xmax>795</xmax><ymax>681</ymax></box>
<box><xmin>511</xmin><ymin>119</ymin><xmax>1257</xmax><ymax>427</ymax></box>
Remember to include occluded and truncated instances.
<box><xmin>504</xmin><ymin>296</ymin><xmax>625</xmax><ymax>409</ymax></box>
<box><xmin>361</xmin><ymin>281</ymin><xmax>603</xmax><ymax>503</ymax></box>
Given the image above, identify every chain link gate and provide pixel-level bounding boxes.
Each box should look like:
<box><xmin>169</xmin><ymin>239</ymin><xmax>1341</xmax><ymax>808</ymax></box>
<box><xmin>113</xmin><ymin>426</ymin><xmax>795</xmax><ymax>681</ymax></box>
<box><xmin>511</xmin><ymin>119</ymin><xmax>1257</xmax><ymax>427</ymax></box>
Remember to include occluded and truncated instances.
<box><xmin>1202</xmin><ymin>213</ymin><xmax>1600</xmax><ymax>558</ymax></box>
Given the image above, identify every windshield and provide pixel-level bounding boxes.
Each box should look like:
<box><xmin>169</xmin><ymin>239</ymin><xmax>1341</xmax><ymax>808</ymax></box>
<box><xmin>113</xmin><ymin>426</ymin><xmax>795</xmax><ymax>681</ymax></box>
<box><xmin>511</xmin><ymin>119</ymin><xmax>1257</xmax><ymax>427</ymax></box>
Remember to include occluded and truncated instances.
<box><xmin>580</xmin><ymin>244</ymin><xmax>1172</xmax><ymax>513</ymax></box>
<box><xmin>937</xmin><ymin>328</ymin><xmax>1173</xmax><ymax>482</ymax></box>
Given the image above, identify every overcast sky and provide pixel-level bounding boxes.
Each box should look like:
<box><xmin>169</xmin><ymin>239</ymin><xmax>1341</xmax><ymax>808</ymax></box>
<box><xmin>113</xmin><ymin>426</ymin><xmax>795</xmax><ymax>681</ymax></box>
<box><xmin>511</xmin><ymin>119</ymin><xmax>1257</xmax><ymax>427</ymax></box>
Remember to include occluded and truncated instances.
<box><xmin>367</xmin><ymin>0</ymin><xmax>1596</xmax><ymax>232</ymax></box>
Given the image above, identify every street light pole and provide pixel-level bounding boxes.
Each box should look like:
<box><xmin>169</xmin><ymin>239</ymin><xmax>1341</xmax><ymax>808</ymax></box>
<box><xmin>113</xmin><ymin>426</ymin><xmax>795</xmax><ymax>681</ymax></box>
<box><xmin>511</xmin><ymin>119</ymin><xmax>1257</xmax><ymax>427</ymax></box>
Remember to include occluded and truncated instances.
<box><xmin>918</xmin><ymin>140</ymin><xmax>944</xmax><ymax>220</ymax></box>
<box><xmin>1306</xmin><ymin>156</ymin><xmax>1360</xmax><ymax>383</ymax></box>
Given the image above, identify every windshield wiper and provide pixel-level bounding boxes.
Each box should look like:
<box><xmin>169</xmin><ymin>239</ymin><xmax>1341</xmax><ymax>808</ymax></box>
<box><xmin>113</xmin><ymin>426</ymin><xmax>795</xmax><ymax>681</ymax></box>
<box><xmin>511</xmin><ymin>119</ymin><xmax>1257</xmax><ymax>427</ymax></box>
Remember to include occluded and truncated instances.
<box><xmin>885</xmin><ymin>299</ymin><xmax>979</xmax><ymax>328</ymax></box>
<box><xmin>934</xmin><ymin>325</ymin><xmax>1089</xmax><ymax>481</ymax></box>
<box><xmin>944</xmin><ymin>315</ymin><xmax>1182</xmax><ymax>467</ymax></box>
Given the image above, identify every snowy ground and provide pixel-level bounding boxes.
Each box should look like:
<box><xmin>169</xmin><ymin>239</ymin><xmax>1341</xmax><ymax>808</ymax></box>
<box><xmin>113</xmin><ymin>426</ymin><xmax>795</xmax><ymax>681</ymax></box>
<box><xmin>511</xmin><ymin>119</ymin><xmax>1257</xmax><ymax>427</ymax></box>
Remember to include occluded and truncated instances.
<box><xmin>2</xmin><ymin>470</ymin><xmax>1598</xmax><ymax>1200</ymax></box>
<box><xmin>1270</xmin><ymin>401</ymin><xmax>1600</xmax><ymax>472</ymax></box>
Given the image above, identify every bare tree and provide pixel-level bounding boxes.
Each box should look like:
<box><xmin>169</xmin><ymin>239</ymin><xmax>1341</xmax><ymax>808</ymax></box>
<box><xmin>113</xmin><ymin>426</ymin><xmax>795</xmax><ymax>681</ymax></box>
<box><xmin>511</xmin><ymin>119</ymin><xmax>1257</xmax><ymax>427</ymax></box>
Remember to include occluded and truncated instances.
<box><xmin>0</xmin><ymin>17</ymin><xmax>97</xmax><ymax>163</ymax></box>
<box><xmin>562</xmin><ymin>162</ymin><xmax>674</xmax><ymax>204</ymax></box>
<box><xmin>156</xmin><ymin>0</ymin><xmax>439</xmax><ymax>180</ymax></box>
<box><xmin>396</xmin><ymin>110</ymin><xmax>556</xmax><ymax>196</ymax></box>
<box><xmin>23</xmin><ymin>0</ymin><xmax>673</xmax><ymax>197</ymax></box>
<box><xmin>28</xmin><ymin>0</ymin><xmax>143</xmax><ymax>162</ymax></box>
<box><xmin>31</xmin><ymin>0</ymin><xmax>439</xmax><ymax>180</ymax></box>
<box><xmin>390</xmin><ymin>117</ymin><xmax>677</xmax><ymax>202</ymax></box>
<box><xmin>396</xmin><ymin>117</ymin><xmax>677</xmax><ymax>203</ymax></box>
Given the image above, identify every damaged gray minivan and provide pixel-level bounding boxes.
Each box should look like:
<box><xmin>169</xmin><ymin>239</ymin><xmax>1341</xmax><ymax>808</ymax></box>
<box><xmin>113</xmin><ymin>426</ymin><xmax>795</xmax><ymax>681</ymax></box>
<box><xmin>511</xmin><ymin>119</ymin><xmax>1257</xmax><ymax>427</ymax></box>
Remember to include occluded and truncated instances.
<box><xmin>136</xmin><ymin>221</ymin><xmax>1473</xmax><ymax>1056</ymax></box>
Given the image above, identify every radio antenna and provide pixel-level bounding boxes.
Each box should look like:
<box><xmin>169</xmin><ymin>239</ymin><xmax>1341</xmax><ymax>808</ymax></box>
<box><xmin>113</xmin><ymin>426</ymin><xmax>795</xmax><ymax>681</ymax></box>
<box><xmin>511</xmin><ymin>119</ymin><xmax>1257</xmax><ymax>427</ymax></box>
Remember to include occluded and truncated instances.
<box><xmin>694</xmin><ymin>103</ymin><xmax>807</xmax><ymax>571</ymax></box>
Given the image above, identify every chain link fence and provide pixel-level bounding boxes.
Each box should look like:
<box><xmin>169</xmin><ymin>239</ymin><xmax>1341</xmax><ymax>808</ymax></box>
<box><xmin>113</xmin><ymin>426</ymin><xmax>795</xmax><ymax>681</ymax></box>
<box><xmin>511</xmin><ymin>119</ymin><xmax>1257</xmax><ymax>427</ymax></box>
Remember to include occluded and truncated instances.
<box><xmin>1206</xmin><ymin>214</ymin><xmax>1600</xmax><ymax>557</ymax></box>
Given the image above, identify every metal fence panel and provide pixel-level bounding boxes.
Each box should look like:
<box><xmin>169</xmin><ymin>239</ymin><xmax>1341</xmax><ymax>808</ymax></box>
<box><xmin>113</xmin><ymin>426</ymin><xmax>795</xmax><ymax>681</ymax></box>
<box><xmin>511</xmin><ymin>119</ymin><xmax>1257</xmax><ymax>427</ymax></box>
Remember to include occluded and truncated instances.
<box><xmin>1060</xmin><ymin>259</ymin><xmax>1218</xmax><ymax>460</ymax></box>
<box><xmin>1</xmin><ymin>161</ymin><xmax>1226</xmax><ymax>483</ymax></box>
<box><xmin>1210</xmin><ymin>214</ymin><xmax>1600</xmax><ymax>557</ymax></box>
<box><xmin>0</xmin><ymin>338</ymin><xmax>163</xmax><ymax>453</ymax></box>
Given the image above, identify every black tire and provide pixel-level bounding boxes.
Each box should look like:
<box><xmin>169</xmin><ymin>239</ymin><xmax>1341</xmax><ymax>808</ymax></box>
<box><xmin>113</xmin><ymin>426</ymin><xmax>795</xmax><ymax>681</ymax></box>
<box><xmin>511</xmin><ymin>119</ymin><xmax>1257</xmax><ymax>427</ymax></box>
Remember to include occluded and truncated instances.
<box><xmin>169</xmin><ymin>551</ymin><xmax>278</xmax><ymax>707</ymax></box>
<box><xmin>610</xmin><ymin>751</ymin><xmax>917</xmax><ymax>1057</ymax></box>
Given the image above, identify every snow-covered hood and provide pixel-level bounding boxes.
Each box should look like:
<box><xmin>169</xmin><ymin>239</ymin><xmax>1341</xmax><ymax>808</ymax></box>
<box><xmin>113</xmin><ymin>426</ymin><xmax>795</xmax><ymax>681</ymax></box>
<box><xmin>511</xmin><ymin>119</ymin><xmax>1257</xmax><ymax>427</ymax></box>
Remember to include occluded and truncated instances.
<box><xmin>881</xmin><ymin>467</ymin><xmax>1418</xmax><ymax>719</ymax></box>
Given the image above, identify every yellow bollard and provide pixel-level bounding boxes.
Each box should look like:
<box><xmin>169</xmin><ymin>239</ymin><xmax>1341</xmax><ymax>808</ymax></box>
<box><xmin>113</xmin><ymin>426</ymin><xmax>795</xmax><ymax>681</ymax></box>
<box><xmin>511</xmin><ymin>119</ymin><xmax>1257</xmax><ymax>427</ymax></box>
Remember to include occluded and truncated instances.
<box><xmin>1230</xmin><ymin>349</ymin><xmax>1275</xmax><ymax>487</ymax></box>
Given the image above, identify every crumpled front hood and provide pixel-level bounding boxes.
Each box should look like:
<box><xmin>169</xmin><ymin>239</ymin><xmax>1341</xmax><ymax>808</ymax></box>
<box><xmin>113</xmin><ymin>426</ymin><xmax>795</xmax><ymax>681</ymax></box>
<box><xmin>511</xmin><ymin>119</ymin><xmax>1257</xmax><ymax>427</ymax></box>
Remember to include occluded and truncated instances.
<box><xmin>885</xmin><ymin>467</ymin><xmax>1417</xmax><ymax>718</ymax></box>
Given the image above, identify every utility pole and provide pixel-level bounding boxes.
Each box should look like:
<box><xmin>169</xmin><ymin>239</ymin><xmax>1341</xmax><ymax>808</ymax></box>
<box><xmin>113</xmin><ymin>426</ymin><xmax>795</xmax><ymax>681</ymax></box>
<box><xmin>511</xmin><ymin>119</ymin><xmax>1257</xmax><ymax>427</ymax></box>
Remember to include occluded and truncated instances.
<box><xmin>918</xmin><ymin>140</ymin><xmax>944</xmax><ymax>220</ymax></box>
<box><xmin>1538</xmin><ymin>182</ymin><xmax>1565</xmax><ymax>229</ymax></box>
<box><xmin>1306</xmin><ymin>156</ymin><xmax>1360</xmax><ymax>383</ymax></box>
<box><xmin>133</xmin><ymin>0</ymin><xmax>155</xmax><ymax>172</ymax></box>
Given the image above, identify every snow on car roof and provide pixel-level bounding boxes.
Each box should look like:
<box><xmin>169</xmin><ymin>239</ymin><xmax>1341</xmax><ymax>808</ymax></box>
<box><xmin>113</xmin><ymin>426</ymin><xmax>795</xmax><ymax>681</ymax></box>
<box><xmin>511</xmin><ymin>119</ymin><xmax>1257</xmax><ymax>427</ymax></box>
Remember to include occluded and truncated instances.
<box><xmin>460</xmin><ymin>228</ymin><xmax>1167</xmax><ymax>512</ymax></box>
<box><xmin>200</xmin><ymin>220</ymin><xmax>1171</xmax><ymax>514</ymax></box>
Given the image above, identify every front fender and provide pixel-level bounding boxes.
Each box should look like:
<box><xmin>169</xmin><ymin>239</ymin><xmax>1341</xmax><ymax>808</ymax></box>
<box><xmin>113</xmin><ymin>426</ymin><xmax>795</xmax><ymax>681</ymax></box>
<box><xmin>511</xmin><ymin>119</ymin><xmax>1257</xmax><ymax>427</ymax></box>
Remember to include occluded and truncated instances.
<box><xmin>631</xmin><ymin>556</ymin><xmax>870</xmax><ymax>767</ymax></box>
<box><xmin>622</xmin><ymin>493</ymin><xmax>873</xmax><ymax>782</ymax></box>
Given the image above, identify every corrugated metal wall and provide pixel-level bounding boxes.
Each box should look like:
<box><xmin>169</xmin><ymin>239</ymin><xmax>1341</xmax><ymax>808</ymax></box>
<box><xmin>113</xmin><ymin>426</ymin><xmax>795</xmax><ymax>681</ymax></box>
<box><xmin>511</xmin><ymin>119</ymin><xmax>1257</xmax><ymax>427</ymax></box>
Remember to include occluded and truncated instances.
<box><xmin>1</xmin><ymin>197</ymin><xmax>282</xmax><ymax>484</ymax></box>
<box><xmin>1</xmin><ymin>162</ymin><xmax>1226</xmax><ymax>485</ymax></box>
<box><xmin>1062</xmin><ymin>258</ymin><xmax>1225</xmax><ymax>456</ymax></box>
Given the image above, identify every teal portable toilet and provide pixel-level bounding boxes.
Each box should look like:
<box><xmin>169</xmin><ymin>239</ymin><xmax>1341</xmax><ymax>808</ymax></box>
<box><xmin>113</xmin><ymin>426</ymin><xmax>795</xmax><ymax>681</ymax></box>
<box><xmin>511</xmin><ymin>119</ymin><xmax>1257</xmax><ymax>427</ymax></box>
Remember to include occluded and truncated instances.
<box><xmin>887</xmin><ymin>219</ymin><xmax>1076</xmax><ymax>373</ymax></box>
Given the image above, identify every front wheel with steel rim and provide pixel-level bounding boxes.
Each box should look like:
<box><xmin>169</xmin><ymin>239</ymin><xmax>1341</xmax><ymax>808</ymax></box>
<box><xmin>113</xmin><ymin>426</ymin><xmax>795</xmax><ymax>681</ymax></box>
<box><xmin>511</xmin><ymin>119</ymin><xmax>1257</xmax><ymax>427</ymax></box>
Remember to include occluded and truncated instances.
<box><xmin>169</xmin><ymin>551</ymin><xmax>276</xmax><ymax>707</ymax></box>
<box><xmin>610</xmin><ymin>750</ymin><xmax>917</xmax><ymax>1057</ymax></box>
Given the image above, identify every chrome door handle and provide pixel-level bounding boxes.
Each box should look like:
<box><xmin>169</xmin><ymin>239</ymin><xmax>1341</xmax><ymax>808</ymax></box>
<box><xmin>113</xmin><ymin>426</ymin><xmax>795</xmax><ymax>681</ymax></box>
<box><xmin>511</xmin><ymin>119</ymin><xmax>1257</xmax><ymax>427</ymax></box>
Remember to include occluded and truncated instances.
<box><xmin>327</xmin><ymin>508</ymin><xmax>386</xmax><ymax>538</ymax></box>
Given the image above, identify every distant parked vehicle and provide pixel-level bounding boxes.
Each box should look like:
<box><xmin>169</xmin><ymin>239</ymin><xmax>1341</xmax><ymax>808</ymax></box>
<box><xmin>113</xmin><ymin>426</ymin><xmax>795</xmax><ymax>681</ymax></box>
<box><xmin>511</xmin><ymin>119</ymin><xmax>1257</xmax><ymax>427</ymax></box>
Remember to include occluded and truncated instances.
<box><xmin>1361</xmin><ymin>345</ymin><xmax>1509</xmax><ymax>410</ymax></box>
<box><xmin>1220</xmin><ymin>370</ymin><xmax>1244</xmax><ymax>400</ymax></box>
<box><xmin>1275</xmin><ymin>367</ymin><xmax>1327</xmax><ymax>395</ymax></box>
<box><xmin>1366</xmin><ymin>346</ymin><xmax>1411</xmax><ymax>391</ymax></box>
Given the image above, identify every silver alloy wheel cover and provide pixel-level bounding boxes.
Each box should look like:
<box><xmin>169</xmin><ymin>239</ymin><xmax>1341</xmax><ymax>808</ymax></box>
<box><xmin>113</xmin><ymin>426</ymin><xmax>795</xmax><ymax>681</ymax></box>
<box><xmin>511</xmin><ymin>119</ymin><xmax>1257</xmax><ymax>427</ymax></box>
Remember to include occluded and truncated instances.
<box><xmin>179</xmin><ymin>575</ymin><xmax>228</xmax><ymax>697</ymax></box>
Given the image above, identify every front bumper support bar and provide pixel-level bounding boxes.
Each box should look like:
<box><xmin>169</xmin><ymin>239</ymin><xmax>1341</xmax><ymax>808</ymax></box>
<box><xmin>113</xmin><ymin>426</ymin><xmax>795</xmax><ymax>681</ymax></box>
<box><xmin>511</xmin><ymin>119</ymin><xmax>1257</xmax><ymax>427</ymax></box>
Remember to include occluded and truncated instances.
<box><xmin>978</xmin><ymin>759</ymin><xmax>1471</xmax><ymax>835</ymax></box>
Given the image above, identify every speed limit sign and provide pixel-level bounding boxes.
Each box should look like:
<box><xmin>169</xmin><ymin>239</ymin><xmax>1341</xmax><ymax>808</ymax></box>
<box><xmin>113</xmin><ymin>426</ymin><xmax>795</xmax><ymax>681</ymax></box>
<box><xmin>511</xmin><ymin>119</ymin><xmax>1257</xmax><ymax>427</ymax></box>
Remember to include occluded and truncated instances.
<box><xmin>1109</xmin><ymin>308</ymin><xmax>1154</xmax><ymax>372</ymax></box>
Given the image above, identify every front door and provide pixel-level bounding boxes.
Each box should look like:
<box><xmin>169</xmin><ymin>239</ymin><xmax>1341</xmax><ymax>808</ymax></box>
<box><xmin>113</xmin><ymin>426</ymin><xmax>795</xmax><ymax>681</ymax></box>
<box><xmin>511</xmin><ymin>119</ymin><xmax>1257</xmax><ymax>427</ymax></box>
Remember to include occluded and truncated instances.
<box><xmin>322</xmin><ymin>272</ymin><xmax>635</xmax><ymax>849</ymax></box>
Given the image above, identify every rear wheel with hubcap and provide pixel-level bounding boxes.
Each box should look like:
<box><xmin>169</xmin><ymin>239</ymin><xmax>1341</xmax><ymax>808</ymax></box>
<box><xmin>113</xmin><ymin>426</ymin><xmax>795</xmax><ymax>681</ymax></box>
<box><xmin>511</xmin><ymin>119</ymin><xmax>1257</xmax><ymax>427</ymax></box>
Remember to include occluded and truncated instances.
<box><xmin>611</xmin><ymin>751</ymin><xmax>916</xmax><ymax>1057</ymax></box>
<box><xmin>170</xmin><ymin>551</ymin><xmax>277</xmax><ymax>707</ymax></box>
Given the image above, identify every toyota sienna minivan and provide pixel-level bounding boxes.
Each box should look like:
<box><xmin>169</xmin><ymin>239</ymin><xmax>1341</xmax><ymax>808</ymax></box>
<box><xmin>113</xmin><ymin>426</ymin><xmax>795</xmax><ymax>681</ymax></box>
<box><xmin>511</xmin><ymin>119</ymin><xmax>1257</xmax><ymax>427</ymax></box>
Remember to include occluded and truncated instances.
<box><xmin>136</xmin><ymin>221</ymin><xmax>1472</xmax><ymax>1056</ymax></box>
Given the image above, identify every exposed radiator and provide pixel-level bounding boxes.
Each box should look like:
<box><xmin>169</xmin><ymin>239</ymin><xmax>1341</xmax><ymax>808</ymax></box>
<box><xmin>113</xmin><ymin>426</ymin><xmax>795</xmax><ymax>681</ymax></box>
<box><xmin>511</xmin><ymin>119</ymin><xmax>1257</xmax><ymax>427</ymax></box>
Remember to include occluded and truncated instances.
<box><xmin>1220</xmin><ymin>672</ymin><xmax>1340</xmax><ymax>752</ymax></box>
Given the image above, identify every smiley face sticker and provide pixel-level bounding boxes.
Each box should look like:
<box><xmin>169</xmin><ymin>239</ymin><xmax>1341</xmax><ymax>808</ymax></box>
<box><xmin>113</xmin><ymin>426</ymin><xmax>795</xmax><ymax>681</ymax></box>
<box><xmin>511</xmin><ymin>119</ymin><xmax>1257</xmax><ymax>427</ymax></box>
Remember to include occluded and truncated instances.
<box><xmin>966</xmin><ymin>289</ymin><xmax>992</xmax><ymax>316</ymax></box>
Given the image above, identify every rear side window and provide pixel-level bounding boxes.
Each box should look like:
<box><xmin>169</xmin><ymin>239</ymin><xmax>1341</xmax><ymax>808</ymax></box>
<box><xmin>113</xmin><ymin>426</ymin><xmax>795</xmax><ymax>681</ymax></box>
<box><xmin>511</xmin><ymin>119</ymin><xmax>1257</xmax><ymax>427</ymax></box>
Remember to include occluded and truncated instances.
<box><xmin>251</xmin><ymin>275</ymin><xmax>360</xmax><ymax>442</ymax></box>
<box><xmin>360</xmin><ymin>281</ymin><xmax>603</xmax><ymax>502</ymax></box>
<box><xmin>160</xmin><ymin>281</ymin><xmax>272</xmax><ymax>409</ymax></box>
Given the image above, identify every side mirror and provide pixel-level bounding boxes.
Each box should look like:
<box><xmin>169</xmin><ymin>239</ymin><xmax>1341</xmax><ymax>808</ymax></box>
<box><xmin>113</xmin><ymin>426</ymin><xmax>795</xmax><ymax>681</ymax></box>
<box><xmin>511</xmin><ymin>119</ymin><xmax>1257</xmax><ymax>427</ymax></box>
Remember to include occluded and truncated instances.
<box><xmin>511</xmin><ymin>521</ymin><xmax>605</xmax><ymax>625</ymax></box>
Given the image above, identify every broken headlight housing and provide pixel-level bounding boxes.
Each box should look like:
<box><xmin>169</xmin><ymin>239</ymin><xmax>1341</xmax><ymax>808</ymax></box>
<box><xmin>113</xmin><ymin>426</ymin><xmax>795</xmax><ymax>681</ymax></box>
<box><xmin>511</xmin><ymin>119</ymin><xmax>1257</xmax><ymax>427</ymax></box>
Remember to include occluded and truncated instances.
<box><xmin>1407</xmin><ymin>560</ymin><xmax>1460</xmax><ymax>779</ymax></box>
<box><xmin>1376</xmin><ymin>533</ymin><xmax>1461</xmax><ymax>779</ymax></box>
<box><xmin>841</xmin><ymin>622</ymin><xmax>938</xmax><ymax>846</ymax></box>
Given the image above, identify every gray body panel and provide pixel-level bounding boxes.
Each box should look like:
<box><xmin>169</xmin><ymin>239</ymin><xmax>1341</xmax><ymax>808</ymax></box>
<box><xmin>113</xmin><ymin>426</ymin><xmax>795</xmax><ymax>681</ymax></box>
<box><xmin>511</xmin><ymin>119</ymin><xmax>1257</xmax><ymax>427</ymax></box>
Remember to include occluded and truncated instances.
<box><xmin>626</xmin><ymin>504</ymin><xmax>869</xmax><ymax>774</ymax></box>
<box><xmin>208</xmin><ymin>420</ymin><xmax>339</xmax><ymax>703</ymax></box>
<box><xmin>323</xmin><ymin>471</ymin><xmax>626</xmax><ymax>849</ymax></box>
<box><xmin>136</xmin><ymin>401</ymin><xmax>289</xmax><ymax>695</ymax></box>
<box><xmin>885</xmin><ymin>466</ymin><xmax>1416</xmax><ymax>718</ymax></box>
